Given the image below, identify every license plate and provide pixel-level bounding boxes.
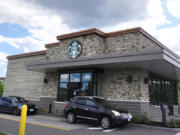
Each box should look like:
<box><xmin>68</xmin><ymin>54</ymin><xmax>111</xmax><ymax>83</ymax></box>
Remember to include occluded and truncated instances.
<box><xmin>30</xmin><ymin>109</ymin><xmax>34</xmax><ymax>112</ymax></box>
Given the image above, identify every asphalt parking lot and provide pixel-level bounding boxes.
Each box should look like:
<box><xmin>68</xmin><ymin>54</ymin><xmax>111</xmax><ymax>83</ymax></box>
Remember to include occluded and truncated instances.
<box><xmin>0</xmin><ymin>113</ymin><xmax>179</xmax><ymax>135</ymax></box>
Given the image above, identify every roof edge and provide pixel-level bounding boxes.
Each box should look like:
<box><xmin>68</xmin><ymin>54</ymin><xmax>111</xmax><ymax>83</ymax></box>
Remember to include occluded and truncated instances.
<box><xmin>7</xmin><ymin>50</ymin><xmax>46</xmax><ymax>60</ymax></box>
<box><xmin>45</xmin><ymin>42</ymin><xmax>60</xmax><ymax>48</ymax></box>
<box><xmin>56</xmin><ymin>28</ymin><xmax>105</xmax><ymax>40</ymax></box>
<box><xmin>0</xmin><ymin>77</ymin><xmax>5</xmax><ymax>80</ymax></box>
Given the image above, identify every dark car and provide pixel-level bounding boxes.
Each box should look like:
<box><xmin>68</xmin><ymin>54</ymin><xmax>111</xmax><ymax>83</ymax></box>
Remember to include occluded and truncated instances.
<box><xmin>64</xmin><ymin>96</ymin><xmax>132</xmax><ymax>129</ymax></box>
<box><xmin>0</xmin><ymin>96</ymin><xmax>38</xmax><ymax>115</ymax></box>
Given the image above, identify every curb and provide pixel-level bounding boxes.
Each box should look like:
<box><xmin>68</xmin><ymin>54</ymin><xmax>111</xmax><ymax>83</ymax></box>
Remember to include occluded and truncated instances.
<box><xmin>132</xmin><ymin>123</ymin><xmax>180</xmax><ymax>132</ymax></box>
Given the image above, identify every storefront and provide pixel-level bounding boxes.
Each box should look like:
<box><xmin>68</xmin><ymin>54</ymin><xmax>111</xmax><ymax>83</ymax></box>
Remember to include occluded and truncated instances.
<box><xmin>4</xmin><ymin>27</ymin><xmax>180</xmax><ymax>121</ymax></box>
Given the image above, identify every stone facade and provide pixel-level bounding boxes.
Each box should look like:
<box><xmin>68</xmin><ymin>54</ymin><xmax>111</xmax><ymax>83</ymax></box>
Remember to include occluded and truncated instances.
<box><xmin>99</xmin><ymin>68</ymin><xmax>149</xmax><ymax>101</ymax></box>
<box><xmin>4</xmin><ymin>55</ymin><xmax>46</xmax><ymax>100</ymax></box>
<box><xmin>104</xmin><ymin>33</ymin><xmax>161</xmax><ymax>55</ymax></box>
<box><xmin>46</xmin><ymin>32</ymin><xmax>162</xmax><ymax>62</ymax></box>
<box><xmin>46</xmin><ymin>34</ymin><xmax>104</xmax><ymax>61</ymax></box>
<box><xmin>43</xmin><ymin>72</ymin><xmax>58</xmax><ymax>97</ymax></box>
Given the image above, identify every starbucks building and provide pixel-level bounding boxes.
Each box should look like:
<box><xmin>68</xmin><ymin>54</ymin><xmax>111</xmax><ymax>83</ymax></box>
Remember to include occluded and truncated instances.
<box><xmin>4</xmin><ymin>27</ymin><xmax>180</xmax><ymax>121</ymax></box>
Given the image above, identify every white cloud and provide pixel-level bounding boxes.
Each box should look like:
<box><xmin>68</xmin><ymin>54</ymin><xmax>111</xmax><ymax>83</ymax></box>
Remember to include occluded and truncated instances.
<box><xmin>0</xmin><ymin>0</ymin><xmax>73</xmax><ymax>52</ymax></box>
<box><xmin>166</xmin><ymin>0</ymin><xmax>180</xmax><ymax>18</ymax></box>
<box><xmin>0</xmin><ymin>35</ymin><xmax>45</xmax><ymax>52</ymax></box>
<box><xmin>156</xmin><ymin>24</ymin><xmax>180</xmax><ymax>54</ymax></box>
<box><xmin>102</xmin><ymin>0</ymin><xmax>180</xmax><ymax>56</ymax></box>
<box><xmin>103</xmin><ymin>0</ymin><xmax>169</xmax><ymax>34</ymax></box>
<box><xmin>0</xmin><ymin>51</ymin><xmax>8</xmax><ymax>61</ymax></box>
<box><xmin>0</xmin><ymin>51</ymin><xmax>8</xmax><ymax>77</ymax></box>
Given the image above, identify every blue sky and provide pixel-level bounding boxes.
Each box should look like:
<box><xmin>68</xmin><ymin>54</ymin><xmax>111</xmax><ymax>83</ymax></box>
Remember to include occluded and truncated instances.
<box><xmin>0</xmin><ymin>0</ymin><xmax>180</xmax><ymax>77</ymax></box>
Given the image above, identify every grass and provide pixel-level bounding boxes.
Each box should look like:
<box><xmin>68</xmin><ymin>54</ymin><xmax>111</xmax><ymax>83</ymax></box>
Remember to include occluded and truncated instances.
<box><xmin>0</xmin><ymin>132</ymin><xmax>7</xmax><ymax>135</ymax></box>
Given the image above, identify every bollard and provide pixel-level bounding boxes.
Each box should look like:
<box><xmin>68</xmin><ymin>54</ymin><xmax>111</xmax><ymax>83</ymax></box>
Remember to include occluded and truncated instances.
<box><xmin>161</xmin><ymin>103</ymin><xmax>166</xmax><ymax>126</ymax></box>
<box><xmin>19</xmin><ymin>105</ymin><xmax>27</xmax><ymax>135</ymax></box>
<box><xmin>48</xmin><ymin>104</ymin><xmax>52</xmax><ymax>113</ymax></box>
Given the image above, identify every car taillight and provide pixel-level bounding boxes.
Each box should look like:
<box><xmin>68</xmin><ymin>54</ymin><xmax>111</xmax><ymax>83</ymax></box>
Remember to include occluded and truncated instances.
<box><xmin>64</xmin><ymin>103</ymin><xmax>68</xmax><ymax>108</ymax></box>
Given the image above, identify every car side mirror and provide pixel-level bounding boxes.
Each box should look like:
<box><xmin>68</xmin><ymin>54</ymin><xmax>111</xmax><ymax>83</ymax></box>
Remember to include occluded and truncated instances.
<box><xmin>26</xmin><ymin>100</ymin><xmax>29</xmax><ymax>103</ymax></box>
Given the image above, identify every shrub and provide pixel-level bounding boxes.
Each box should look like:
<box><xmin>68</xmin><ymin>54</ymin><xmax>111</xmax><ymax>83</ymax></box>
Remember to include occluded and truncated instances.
<box><xmin>0</xmin><ymin>81</ymin><xmax>4</xmax><ymax>97</ymax></box>
<box><xmin>167</xmin><ymin>118</ymin><xmax>180</xmax><ymax>128</ymax></box>
<box><xmin>132</xmin><ymin>112</ymin><xmax>150</xmax><ymax>124</ymax></box>
<box><xmin>140</xmin><ymin>112</ymin><xmax>150</xmax><ymax>124</ymax></box>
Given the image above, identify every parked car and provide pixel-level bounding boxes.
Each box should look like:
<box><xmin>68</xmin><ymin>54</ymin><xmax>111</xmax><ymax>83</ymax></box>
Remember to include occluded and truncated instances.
<box><xmin>64</xmin><ymin>96</ymin><xmax>132</xmax><ymax>129</ymax></box>
<box><xmin>0</xmin><ymin>96</ymin><xmax>38</xmax><ymax>115</ymax></box>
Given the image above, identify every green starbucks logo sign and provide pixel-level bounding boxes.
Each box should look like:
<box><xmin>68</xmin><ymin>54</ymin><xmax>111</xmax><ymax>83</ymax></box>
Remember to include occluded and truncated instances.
<box><xmin>68</xmin><ymin>40</ymin><xmax>82</xmax><ymax>59</ymax></box>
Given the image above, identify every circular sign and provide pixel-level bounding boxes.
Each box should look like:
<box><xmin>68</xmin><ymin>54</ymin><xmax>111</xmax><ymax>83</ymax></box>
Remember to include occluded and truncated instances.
<box><xmin>68</xmin><ymin>40</ymin><xmax>82</xmax><ymax>59</ymax></box>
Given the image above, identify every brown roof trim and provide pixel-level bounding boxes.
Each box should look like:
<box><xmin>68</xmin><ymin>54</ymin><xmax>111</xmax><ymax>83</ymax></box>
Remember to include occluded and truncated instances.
<box><xmin>56</xmin><ymin>27</ymin><xmax>141</xmax><ymax>40</ymax></box>
<box><xmin>45</xmin><ymin>42</ymin><xmax>60</xmax><ymax>48</ymax></box>
<box><xmin>0</xmin><ymin>77</ymin><xmax>5</xmax><ymax>80</ymax></box>
<box><xmin>105</xmin><ymin>27</ymin><xmax>141</xmax><ymax>37</ymax></box>
<box><xmin>56</xmin><ymin>28</ymin><xmax>105</xmax><ymax>40</ymax></box>
<box><xmin>7</xmin><ymin>50</ymin><xmax>46</xmax><ymax>60</ymax></box>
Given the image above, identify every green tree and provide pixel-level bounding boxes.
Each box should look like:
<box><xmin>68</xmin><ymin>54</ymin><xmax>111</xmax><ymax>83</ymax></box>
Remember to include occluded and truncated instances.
<box><xmin>0</xmin><ymin>81</ymin><xmax>4</xmax><ymax>97</ymax></box>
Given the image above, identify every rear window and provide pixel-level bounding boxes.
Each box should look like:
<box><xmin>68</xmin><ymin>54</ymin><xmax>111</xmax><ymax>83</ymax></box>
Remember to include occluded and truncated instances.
<box><xmin>75</xmin><ymin>98</ymin><xmax>86</xmax><ymax>105</ymax></box>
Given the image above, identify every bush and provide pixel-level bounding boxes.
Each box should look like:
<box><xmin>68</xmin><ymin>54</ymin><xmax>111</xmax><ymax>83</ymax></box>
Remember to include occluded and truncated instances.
<box><xmin>167</xmin><ymin>118</ymin><xmax>180</xmax><ymax>128</ymax></box>
<box><xmin>132</xmin><ymin>112</ymin><xmax>150</xmax><ymax>124</ymax></box>
<box><xmin>0</xmin><ymin>81</ymin><xmax>4</xmax><ymax>97</ymax></box>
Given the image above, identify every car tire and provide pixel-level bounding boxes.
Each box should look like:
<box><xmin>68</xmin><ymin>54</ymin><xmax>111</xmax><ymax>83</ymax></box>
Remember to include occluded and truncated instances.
<box><xmin>101</xmin><ymin>117</ymin><xmax>111</xmax><ymax>129</ymax></box>
<box><xmin>67</xmin><ymin>112</ymin><xmax>76</xmax><ymax>124</ymax></box>
<box><xmin>13</xmin><ymin>108</ymin><xmax>20</xmax><ymax>115</ymax></box>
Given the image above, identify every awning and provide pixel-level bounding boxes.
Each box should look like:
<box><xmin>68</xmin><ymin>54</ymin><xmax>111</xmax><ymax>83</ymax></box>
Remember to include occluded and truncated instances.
<box><xmin>26</xmin><ymin>50</ymin><xmax>180</xmax><ymax>81</ymax></box>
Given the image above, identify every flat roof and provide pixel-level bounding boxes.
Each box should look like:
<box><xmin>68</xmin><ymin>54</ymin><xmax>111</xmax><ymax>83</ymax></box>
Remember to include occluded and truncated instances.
<box><xmin>7</xmin><ymin>50</ymin><xmax>46</xmax><ymax>60</ymax></box>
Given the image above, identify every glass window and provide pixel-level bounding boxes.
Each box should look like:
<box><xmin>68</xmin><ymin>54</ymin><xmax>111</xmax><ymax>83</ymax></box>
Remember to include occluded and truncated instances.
<box><xmin>86</xmin><ymin>100</ymin><xmax>96</xmax><ymax>107</ymax></box>
<box><xmin>60</xmin><ymin>74</ymin><xmax>69</xmax><ymax>82</ymax></box>
<box><xmin>58</xmin><ymin>83</ymin><xmax>68</xmax><ymax>101</ymax></box>
<box><xmin>76</xmin><ymin>99</ymin><xmax>86</xmax><ymax>105</ymax></box>
<box><xmin>82</xmin><ymin>73</ymin><xmax>92</xmax><ymax>82</ymax></box>
<box><xmin>58</xmin><ymin>71</ymin><xmax>98</xmax><ymax>101</ymax></box>
<box><xmin>70</xmin><ymin>73</ymin><xmax>80</xmax><ymax>82</ymax></box>
<box><xmin>81</xmin><ymin>82</ymin><xmax>92</xmax><ymax>96</ymax></box>
<box><xmin>149</xmin><ymin>73</ymin><xmax>177</xmax><ymax>105</ymax></box>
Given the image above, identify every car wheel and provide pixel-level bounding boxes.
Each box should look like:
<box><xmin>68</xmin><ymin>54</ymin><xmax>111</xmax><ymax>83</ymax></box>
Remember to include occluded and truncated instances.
<box><xmin>67</xmin><ymin>112</ymin><xmax>76</xmax><ymax>124</ymax></box>
<box><xmin>13</xmin><ymin>108</ymin><xmax>20</xmax><ymax>115</ymax></box>
<box><xmin>101</xmin><ymin>117</ymin><xmax>111</xmax><ymax>129</ymax></box>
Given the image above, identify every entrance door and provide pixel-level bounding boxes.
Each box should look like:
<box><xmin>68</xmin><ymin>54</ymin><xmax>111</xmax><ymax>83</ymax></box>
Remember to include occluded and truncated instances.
<box><xmin>67</xmin><ymin>82</ymin><xmax>82</xmax><ymax>100</ymax></box>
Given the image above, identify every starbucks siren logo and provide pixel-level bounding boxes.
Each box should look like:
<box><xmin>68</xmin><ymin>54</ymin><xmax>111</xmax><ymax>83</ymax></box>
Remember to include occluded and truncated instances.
<box><xmin>68</xmin><ymin>40</ymin><xmax>82</xmax><ymax>59</ymax></box>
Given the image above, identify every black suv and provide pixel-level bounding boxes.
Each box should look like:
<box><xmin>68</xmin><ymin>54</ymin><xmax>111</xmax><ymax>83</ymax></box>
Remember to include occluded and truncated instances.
<box><xmin>64</xmin><ymin>96</ymin><xmax>132</xmax><ymax>129</ymax></box>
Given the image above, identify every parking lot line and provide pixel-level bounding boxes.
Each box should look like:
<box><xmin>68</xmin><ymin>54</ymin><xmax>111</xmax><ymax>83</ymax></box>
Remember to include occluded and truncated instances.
<box><xmin>0</xmin><ymin>116</ymin><xmax>68</xmax><ymax>131</ymax></box>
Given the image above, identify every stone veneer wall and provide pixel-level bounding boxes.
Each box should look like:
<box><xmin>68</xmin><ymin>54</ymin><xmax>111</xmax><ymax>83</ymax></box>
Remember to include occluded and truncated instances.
<box><xmin>4</xmin><ymin>55</ymin><xmax>46</xmax><ymax>100</ymax></box>
<box><xmin>104</xmin><ymin>33</ymin><xmax>161</xmax><ymax>55</ymax></box>
<box><xmin>46</xmin><ymin>34</ymin><xmax>104</xmax><ymax>61</ymax></box>
<box><xmin>43</xmin><ymin>72</ymin><xmax>59</xmax><ymax>97</ymax></box>
<box><xmin>46</xmin><ymin>32</ymin><xmax>162</xmax><ymax>62</ymax></box>
<box><xmin>99</xmin><ymin>68</ymin><xmax>149</xmax><ymax>101</ymax></box>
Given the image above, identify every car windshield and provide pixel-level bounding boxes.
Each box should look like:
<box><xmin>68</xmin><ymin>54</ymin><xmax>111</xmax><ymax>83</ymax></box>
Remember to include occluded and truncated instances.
<box><xmin>93</xmin><ymin>98</ymin><xmax>112</xmax><ymax>108</ymax></box>
<box><xmin>13</xmin><ymin>97</ymin><xmax>26</xmax><ymax>103</ymax></box>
